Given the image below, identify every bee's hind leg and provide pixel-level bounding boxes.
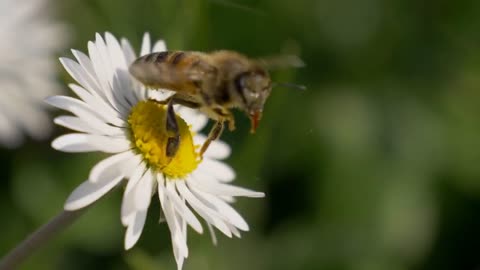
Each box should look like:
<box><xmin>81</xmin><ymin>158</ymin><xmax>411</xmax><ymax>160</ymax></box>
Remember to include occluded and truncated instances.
<box><xmin>165</xmin><ymin>99</ymin><xmax>180</xmax><ymax>159</ymax></box>
<box><xmin>159</xmin><ymin>95</ymin><xmax>202</xmax><ymax>161</ymax></box>
<box><xmin>200</xmin><ymin>121</ymin><xmax>224</xmax><ymax>157</ymax></box>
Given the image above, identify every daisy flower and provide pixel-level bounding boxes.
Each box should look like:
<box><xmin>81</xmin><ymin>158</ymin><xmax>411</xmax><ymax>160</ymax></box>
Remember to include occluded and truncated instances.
<box><xmin>46</xmin><ymin>32</ymin><xmax>265</xmax><ymax>269</ymax></box>
<box><xmin>0</xmin><ymin>0</ymin><xmax>66</xmax><ymax>147</ymax></box>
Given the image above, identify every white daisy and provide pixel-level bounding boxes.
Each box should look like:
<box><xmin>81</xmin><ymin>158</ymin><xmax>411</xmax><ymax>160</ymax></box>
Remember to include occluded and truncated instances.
<box><xmin>0</xmin><ymin>0</ymin><xmax>66</xmax><ymax>147</ymax></box>
<box><xmin>46</xmin><ymin>32</ymin><xmax>265</xmax><ymax>270</ymax></box>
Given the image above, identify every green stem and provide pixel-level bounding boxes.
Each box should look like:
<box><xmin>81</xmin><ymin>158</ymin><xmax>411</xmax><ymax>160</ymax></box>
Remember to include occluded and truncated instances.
<box><xmin>0</xmin><ymin>208</ymin><xmax>88</xmax><ymax>270</ymax></box>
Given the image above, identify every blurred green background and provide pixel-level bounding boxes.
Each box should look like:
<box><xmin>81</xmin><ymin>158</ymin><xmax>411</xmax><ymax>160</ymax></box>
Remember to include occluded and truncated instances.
<box><xmin>3</xmin><ymin>0</ymin><xmax>480</xmax><ymax>269</ymax></box>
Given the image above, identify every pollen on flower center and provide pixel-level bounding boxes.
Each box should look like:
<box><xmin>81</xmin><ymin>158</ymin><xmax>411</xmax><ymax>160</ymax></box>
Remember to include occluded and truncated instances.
<box><xmin>128</xmin><ymin>100</ymin><xmax>199</xmax><ymax>178</ymax></box>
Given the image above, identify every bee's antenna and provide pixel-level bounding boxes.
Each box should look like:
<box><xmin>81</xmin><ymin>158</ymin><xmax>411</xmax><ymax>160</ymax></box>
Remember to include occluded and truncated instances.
<box><xmin>272</xmin><ymin>82</ymin><xmax>306</xmax><ymax>91</ymax></box>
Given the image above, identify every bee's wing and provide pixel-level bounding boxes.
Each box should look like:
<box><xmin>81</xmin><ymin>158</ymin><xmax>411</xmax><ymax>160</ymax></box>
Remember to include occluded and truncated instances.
<box><xmin>258</xmin><ymin>54</ymin><xmax>305</xmax><ymax>70</ymax></box>
<box><xmin>129</xmin><ymin>51</ymin><xmax>217</xmax><ymax>95</ymax></box>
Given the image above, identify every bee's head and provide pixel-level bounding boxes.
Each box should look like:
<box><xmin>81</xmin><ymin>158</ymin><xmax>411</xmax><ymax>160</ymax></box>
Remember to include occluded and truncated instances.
<box><xmin>233</xmin><ymin>68</ymin><xmax>272</xmax><ymax>133</ymax></box>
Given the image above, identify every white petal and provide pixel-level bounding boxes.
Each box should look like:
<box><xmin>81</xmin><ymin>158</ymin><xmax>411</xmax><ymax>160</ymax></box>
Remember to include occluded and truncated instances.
<box><xmin>147</xmin><ymin>89</ymin><xmax>175</xmax><ymax>102</ymax></box>
<box><xmin>190</xmin><ymin>174</ymin><xmax>265</xmax><ymax>198</ymax></box>
<box><xmin>198</xmin><ymin>159</ymin><xmax>236</xmax><ymax>182</ymax></box>
<box><xmin>68</xmin><ymin>84</ymin><xmax>125</xmax><ymax>127</ymax></box>
<box><xmin>89</xmin><ymin>151</ymin><xmax>135</xmax><ymax>183</ymax></box>
<box><xmin>206</xmin><ymin>140</ymin><xmax>231</xmax><ymax>160</ymax></box>
<box><xmin>121</xmin><ymin>38</ymin><xmax>137</xmax><ymax>65</ymax></box>
<box><xmin>175</xmin><ymin>251</ymin><xmax>186</xmax><ymax>270</ymax></box>
<box><xmin>176</xmin><ymin>181</ymin><xmax>232</xmax><ymax>237</ymax></box>
<box><xmin>45</xmin><ymin>95</ymin><xmax>104</xmax><ymax>123</ymax></box>
<box><xmin>170</xmin><ymin>213</ymin><xmax>189</xmax><ymax>260</ymax></box>
<box><xmin>65</xmin><ymin>176</ymin><xmax>124</xmax><ymax>210</ymax></box>
<box><xmin>194</xmin><ymin>135</ymin><xmax>231</xmax><ymax>160</ymax></box>
<box><xmin>135</xmin><ymin>170</ymin><xmax>154</xmax><ymax>210</ymax></box>
<box><xmin>88</xmin><ymin>39</ymin><xmax>127</xmax><ymax>114</ymax></box>
<box><xmin>105</xmin><ymin>32</ymin><xmax>129</xmax><ymax>71</ymax></box>
<box><xmin>52</xmin><ymin>134</ymin><xmax>99</xmax><ymax>152</ymax></box>
<box><xmin>54</xmin><ymin>116</ymin><xmax>100</xmax><ymax>134</ymax></box>
<box><xmin>81</xmin><ymin>134</ymin><xmax>130</xmax><ymax>152</ymax></box>
<box><xmin>220</xmin><ymin>195</ymin><xmax>236</xmax><ymax>203</ymax></box>
<box><xmin>111</xmin><ymin>73</ymin><xmax>136</xmax><ymax>113</ymax></box>
<box><xmin>95</xmin><ymin>33</ymin><xmax>114</xmax><ymax>87</ymax></box>
<box><xmin>177</xmin><ymin>107</ymin><xmax>208</xmax><ymax>132</ymax></box>
<box><xmin>173</xmin><ymin>210</ymin><xmax>189</xmax><ymax>258</ymax></box>
<box><xmin>54</xmin><ymin>114</ymin><xmax>124</xmax><ymax>137</ymax></box>
<box><xmin>92</xmin><ymin>33</ymin><xmax>130</xmax><ymax>116</ymax></box>
<box><xmin>174</xmin><ymin>254</ymin><xmax>185</xmax><ymax>270</ymax></box>
<box><xmin>125</xmin><ymin>162</ymin><xmax>147</xmax><ymax>194</ymax></box>
<box><xmin>174</xmin><ymin>213</ymin><xmax>188</xmax><ymax>270</ymax></box>
<box><xmin>158</xmin><ymin>183</ymin><xmax>189</xmax><ymax>257</ymax></box>
<box><xmin>134</xmin><ymin>84</ymin><xmax>148</xmax><ymax>101</ymax></box>
<box><xmin>52</xmin><ymin>133</ymin><xmax>131</xmax><ymax>153</ymax></box>
<box><xmin>46</xmin><ymin>95</ymin><xmax>125</xmax><ymax>131</ymax></box>
<box><xmin>87</xmin><ymin>40</ymin><xmax>110</xmax><ymax>95</ymax></box>
<box><xmin>121</xmin><ymin>158</ymin><xmax>147</xmax><ymax>225</ymax></box>
<box><xmin>124</xmin><ymin>209</ymin><xmax>147</xmax><ymax>250</ymax></box>
<box><xmin>190</xmin><ymin>186</ymin><xmax>249</xmax><ymax>231</ymax></box>
<box><xmin>71</xmin><ymin>49</ymin><xmax>104</xmax><ymax>97</ymax></box>
<box><xmin>59</xmin><ymin>57</ymin><xmax>102</xmax><ymax>98</ymax></box>
<box><xmin>105</xmin><ymin>32</ymin><xmax>138</xmax><ymax>106</ymax></box>
<box><xmin>152</xmin><ymin>40</ymin><xmax>167</xmax><ymax>52</ymax></box>
<box><xmin>207</xmin><ymin>223</ymin><xmax>218</xmax><ymax>246</ymax></box>
<box><xmin>165</xmin><ymin>182</ymin><xmax>203</xmax><ymax>233</ymax></box>
<box><xmin>227</xmin><ymin>224</ymin><xmax>241</xmax><ymax>238</ymax></box>
<box><xmin>140</xmin><ymin>33</ymin><xmax>151</xmax><ymax>56</ymax></box>
<box><xmin>121</xmin><ymin>184</ymin><xmax>136</xmax><ymax>226</ymax></box>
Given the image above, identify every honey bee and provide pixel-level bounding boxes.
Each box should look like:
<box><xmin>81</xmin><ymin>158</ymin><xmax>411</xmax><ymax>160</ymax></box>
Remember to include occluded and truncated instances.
<box><xmin>129</xmin><ymin>50</ymin><xmax>273</xmax><ymax>158</ymax></box>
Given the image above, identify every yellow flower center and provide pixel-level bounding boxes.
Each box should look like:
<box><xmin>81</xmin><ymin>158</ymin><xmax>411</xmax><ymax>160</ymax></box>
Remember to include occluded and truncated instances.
<box><xmin>128</xmin><ymin>100</ymin><xmax>199</xmax><ymax>179</ymax></box>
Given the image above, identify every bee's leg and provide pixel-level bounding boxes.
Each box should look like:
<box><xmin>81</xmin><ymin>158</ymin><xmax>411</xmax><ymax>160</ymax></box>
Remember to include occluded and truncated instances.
<box><xmin>213</xmin><ymin>108</ymin><xmax>235</xmax><ymax>131</ymax></box>
<box><xmin>165</xmin><ymin>99</ymin><xmax>180</xmax><ymax>158</ymax></box>
<box><xmin>150</xmin><ymin>94</ymin><xmax>202</xmax><ymax>109</ymax></box>
<box><xmin>225</xmin><ymin>113</ymin><xmax>235</xmax><ymax>131</ymax></box>
<box><xmin>200</xmin><ymin>121</ymin><xmax>224</xmax><ymax>157</ymax></box>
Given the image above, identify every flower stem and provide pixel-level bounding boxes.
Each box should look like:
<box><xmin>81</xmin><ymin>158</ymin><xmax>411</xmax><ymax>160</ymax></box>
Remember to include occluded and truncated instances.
<box><xmin>0</xmin><ymin>208</ymin><xmax>88</xmax><ymax>270</ymax></box>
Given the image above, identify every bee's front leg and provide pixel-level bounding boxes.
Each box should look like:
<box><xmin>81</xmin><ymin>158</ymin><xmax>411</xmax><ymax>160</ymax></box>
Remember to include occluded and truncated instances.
<box><xmin>212</xmin><ymin>108</ymin><xmax>235</xmax><ymax>131</ymax></box>
<box><xmin>165</xmin><ymin>99</ymin><xmax>180</xmax><ymax>159</ymax></box>
<box><xmin>200</xmin><ymin>120</ymin><xmax>225</xmax><ymax>157</ymax></box>
<box><xmin>225</xmin><ymin>113</ymin><xmax>235</xmax><ymax>131</ymax></box>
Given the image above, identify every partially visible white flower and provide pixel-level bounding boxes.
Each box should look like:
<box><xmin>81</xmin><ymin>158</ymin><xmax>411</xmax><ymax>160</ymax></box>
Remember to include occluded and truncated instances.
<box><xmin>0</xmin><ymin>0</ymin><xmax>67</xmax><ymax>147</ymax></box>
<box><xmin>47</xmin><ymin>32</ymin><xmax>264</xmax><ymax>270</ymax></box>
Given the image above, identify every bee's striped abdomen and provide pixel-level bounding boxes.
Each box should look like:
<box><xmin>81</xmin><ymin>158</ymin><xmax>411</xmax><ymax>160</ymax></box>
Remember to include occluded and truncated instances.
<box><xmin>143</xmin><ymin>51</ymin><xmax>169</xmax><ymax>63</ymax></box>
<box><xmin>171</xmin><ymin>52</ymin><xmax>186</xmax><ymax>65</ymax></box>
<box><xmin>132</xmin><ymin>51</ymin><xmax>190</xmax><ymax>67</ymax></box>
<box><xmin>139</xmin><ymin>51</ymin><xmax>187</xmax><ymax>65</ymax></box>
<box><xmin>129</xmin><ymin>51</ymin><xmax>200</xmax><ymax>94</ymax></box>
